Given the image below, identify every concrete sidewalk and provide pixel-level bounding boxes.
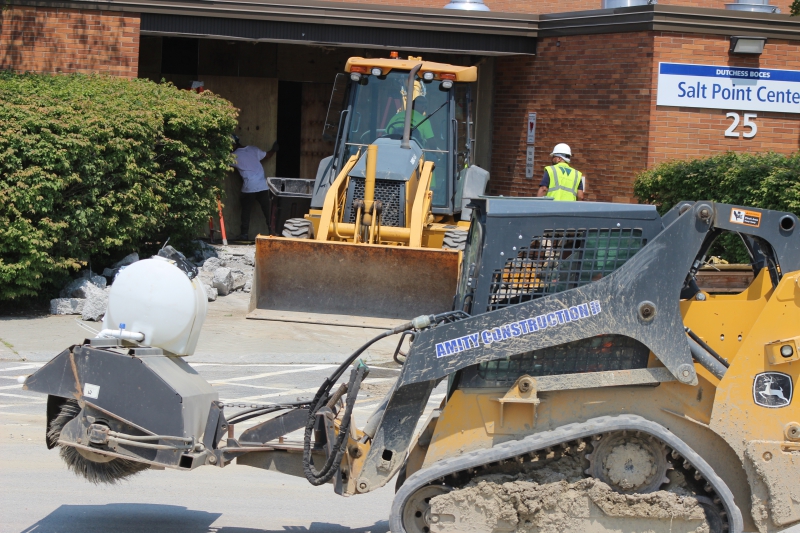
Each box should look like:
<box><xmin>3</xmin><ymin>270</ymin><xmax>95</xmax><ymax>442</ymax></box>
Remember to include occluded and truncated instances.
<box><xmin>0</xmin><ymin>292</ymin><xmax>402</xmax><ymax>365</ymax></box>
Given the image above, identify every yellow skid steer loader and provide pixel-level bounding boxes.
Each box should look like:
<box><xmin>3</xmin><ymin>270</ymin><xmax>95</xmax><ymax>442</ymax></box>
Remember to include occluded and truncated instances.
<box><xmin>22</xmin><ymin>199</ymin><xmax>800</xmax><ymax>533</ymax></box>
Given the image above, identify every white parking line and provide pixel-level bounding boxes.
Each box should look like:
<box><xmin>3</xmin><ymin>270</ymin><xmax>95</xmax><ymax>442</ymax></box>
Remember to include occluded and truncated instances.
<box><xmin>208</xmin><ymin>365</ymin><xmax>336</xmax><ymax>384</ymax></box>
<box><xmin>221</xmin><ymin>386</ymin><xmax>322</xmax><ymax>403</ymax></box>
<box><xmin>0</xmin><ymin>384</ymin><xmax>22</xmax><ymax>390</ymax></box>
<box><xmin>191</xmin><ymin>363</ymin><xmax>336</xmax><ymax>368</ymax></box>
<box><xmin>210</xmin><ymin>383</ymin><xmax>286</xmax><ymax>391</ymax></box>
<box><xmin>221</xmin><ymin>378</ymin><xmax>396</xmax><ymax>403</ymax></box>
<box><xmin>0</xmin><ymin>364</ymin><xmax>43</xmax><ymax>372</ymax></box>
<box><xmin>0</xmin><ymin>393</ymin><xmax>43</xmax><ymax>400</ymax></box>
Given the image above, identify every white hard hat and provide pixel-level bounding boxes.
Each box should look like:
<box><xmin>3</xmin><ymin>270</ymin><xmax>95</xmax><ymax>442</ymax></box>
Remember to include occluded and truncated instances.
<box><xmin>550</xmin><ymin>143</ymin><xmax>572</xmax><ymax>161</ymax></box>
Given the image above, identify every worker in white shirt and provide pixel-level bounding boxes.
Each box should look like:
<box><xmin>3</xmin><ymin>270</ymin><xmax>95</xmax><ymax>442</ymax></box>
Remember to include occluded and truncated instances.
<box><xmin>232</xmin><ymin>135</ymin><xmax>278</xmax><ymax>239</ymax></box>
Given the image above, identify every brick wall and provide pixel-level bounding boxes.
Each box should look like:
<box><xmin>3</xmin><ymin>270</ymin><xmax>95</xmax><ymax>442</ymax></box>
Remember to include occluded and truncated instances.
<box><xmin>490</xmin><ymin>32</ymin><xmax>655</xmax><ymax>203</ymax></box>
<box><xmin>0</xmin><ymin>6</ymin><xmax>140</xmax><ymax>77</ymax></box>
<box><xmin>649</xmin><ymin>33</ymin><xmax>800</xmax><ymax>168</ymax></box>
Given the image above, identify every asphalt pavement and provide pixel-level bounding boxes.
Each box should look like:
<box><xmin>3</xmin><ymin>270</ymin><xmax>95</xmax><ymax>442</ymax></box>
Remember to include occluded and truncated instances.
<box><xmin>0</xmin><ymin>293</ymin><xmax>443</xmax><ymax>533</ymax></box>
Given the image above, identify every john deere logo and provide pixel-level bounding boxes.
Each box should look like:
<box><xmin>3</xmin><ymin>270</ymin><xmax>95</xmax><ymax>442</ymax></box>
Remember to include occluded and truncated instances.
<box><xmin>753</xmin><ymin>372</ymin><xmax>793</xmax><ymax>408</ymax></box>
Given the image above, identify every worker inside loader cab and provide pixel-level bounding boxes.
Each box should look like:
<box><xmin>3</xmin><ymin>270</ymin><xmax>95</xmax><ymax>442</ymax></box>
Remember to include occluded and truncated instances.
<box><xmin>385</xmin><ymin>95</ymin><xmax>435</xmax><ymax>147</ymax></box>
<box><xmin>537</xmin><ymin>143</ymin><xmax>585</xmax><ymax>201</ymax></box>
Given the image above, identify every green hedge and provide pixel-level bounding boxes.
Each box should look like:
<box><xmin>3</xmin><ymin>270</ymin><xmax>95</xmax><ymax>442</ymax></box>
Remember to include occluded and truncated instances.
<box><xmin>0</xmin><ymin>72</ymin><xmax>238</xmax><ymax>301</ymax></box>
<box><xmin>792</xmin><ymin>0</ymin><xmax>799</xmax><ymax>16</ymax></box>
<box><xmin>633</xmin><ymin>151</ymin><xmax>800</xmax><ymax>262</ymax></box>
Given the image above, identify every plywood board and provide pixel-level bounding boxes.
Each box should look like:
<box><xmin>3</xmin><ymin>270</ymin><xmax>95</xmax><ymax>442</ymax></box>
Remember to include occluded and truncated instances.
<box><xmin>202</xmin><ymin>75</ymin><xmax>278</xmax><ymax>237</ymax></box>
<box><xmin>299</xmin><ymin>82</ymin><xmax>336</xmax><ymax>179</ymax></box>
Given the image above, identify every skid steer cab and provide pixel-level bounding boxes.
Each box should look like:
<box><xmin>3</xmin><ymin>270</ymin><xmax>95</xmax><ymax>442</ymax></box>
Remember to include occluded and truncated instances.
<box><xmin>24</xmin><ymin>199</ymin><xmax>800</xmax><ymax>533</ymax></box>
<box><xmin>250</xmin><ymin>56</ymin><xmax>491</xmax><ymax>321</ymax></box>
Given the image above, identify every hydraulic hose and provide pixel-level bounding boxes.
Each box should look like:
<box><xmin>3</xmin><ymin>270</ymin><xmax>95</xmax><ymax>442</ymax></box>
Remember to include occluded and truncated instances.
<box><xmin>302</xmin><ymin>328</ymin><xmax>397</xmax><ymax>486</ymax></box>
<box><xmin>300</xmin><ymin>312</ymin><xmax>469</xmax><ymax>486</ymax></box>
<box><xmin>303</xmin><ymin>363</ymin><xmax>366</xmax><ymax>486</ymax></box>
<box><xmin>685</xmin><ymin>327</ymin><xmax>729</xmax><ymax>368</ymax></box>
<box><xmin>686</xmin><ymin>334</ymin><xmax>727</xmax><ymax>381</ymax></box>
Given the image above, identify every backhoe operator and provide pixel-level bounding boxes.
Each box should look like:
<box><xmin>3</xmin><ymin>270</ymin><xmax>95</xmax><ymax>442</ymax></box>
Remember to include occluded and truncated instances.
<box><xmin>537</xmin><ymin>143</ymin><xmax>585</xmax><ymax>201</ymax></box>
<box><xmin>385</xmin><ymin>96</ymin><xmax>434</xmax><ymax>147</ymax></box>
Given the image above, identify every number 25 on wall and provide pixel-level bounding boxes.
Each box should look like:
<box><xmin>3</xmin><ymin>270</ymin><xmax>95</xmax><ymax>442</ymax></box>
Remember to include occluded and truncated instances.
<box><xmin>725</xmin><ymin>112</ymin><xmax>757</xmax><ymax>138</ymax></box>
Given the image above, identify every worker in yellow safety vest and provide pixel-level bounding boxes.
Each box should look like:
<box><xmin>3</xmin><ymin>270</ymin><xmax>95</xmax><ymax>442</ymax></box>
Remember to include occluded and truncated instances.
<box><xmin>537</xmin><ymin>143</ymin><xmax>585</xmax><ymax>201</ymax></box>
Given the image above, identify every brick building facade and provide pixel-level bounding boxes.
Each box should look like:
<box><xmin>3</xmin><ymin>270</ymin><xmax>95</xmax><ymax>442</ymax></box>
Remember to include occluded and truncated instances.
<box><xmin>489</xmin><ymin>30</ymin><xmax>800</xmax><ymax>202</ymax></box>
<box><xmin>0</xmin><ymin>6</ymin><xmax>140</xmax><ymax>77</ymax></box>
<box><xmin>1</xmin><ymin>0</ymin><xmax>798</xmax><ymax>206</ymax></box>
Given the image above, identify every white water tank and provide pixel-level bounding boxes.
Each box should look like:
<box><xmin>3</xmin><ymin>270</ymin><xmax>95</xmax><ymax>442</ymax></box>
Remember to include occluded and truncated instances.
<box><xmin>102</xmin><ymin>257</ymin><xmax>207</xmax><ymax>355</ymax></box>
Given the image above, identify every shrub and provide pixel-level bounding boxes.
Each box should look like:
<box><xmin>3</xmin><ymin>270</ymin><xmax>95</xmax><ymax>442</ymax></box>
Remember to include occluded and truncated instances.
<box><xmin>792</xmin><ymin>0</ymin><xmax>799</xmax><ymax>16</ymax></box>
<box><xmin>633</xmin><ymin>151</ymin><xmax>800</xmax><ymax>262</ymax></box>
<box><xmin>0</xmin><ymin>72</ymin><xmax>238</xmax><ymax>301</ymax></box>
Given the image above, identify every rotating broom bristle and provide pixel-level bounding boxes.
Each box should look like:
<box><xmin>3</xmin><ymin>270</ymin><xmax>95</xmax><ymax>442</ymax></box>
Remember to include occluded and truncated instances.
<box><xmin>48</xmin><ymin>399</ymin><xmax>149</xmax><ymax>484</ymax></box>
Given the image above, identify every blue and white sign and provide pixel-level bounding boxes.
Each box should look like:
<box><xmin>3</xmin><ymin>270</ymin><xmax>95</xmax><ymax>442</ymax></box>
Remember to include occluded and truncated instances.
<box><xmin>657</xmin><ymin>63</ymin><xmax>800</xmax><ymax>114</ymax></box>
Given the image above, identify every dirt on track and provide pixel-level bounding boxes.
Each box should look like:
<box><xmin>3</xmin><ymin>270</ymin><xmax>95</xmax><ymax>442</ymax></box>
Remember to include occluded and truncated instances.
<box><xmin>427</xmin><ymin>449</ymin><xmax>710</xmax><ymax>533</ymax></box>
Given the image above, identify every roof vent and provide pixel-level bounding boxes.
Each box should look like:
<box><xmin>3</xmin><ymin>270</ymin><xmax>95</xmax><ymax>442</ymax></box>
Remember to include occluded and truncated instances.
<box><xmin>602</xmin><ymin>0</ymin><xmax>656</xmax><ymax>7</ymax></box>
<box><xmin>443</xmin><ymin>0</ymin><xmax>490</xmax><ymax>11</ymax></box>
<box><xmin>725</xmin><ymin>0</ymin><xmax>780</xmax><ymax>13</ymax></box>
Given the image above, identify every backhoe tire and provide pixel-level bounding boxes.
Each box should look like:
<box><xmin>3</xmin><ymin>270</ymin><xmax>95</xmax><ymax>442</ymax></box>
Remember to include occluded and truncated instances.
<box><xmin>442</xmin><ymin>228</ymin><xmax>468</xmax><ymax>251</ymax></box>
<box><xmin>282</xmin><ymin>218</ymin><xmax>313</xmax><ymax>239</ymax></box>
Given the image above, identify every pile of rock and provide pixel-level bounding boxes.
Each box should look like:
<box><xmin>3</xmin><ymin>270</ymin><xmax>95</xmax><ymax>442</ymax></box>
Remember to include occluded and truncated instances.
<box><xmin>196</xmin><ymin>246</ymin><xmax>255</xmax><ymax>302</ymax></box>
<box><xmin>101</xmin><ymin>252</ymin><xmax>139</xmax><ymax>280</ymax></box>
<box><xmin>50</xmin><ymin>271</ymin><xmax>110</xmax><ymax>321</ymax></box>
<box><xmin>50</xmin><ymin>253</ymin><xmax>139</xmax><ymax>320</ymax></box>
<box><xmin>50</xmin><ymin>242</ymin><xmax>256</xmax><ymax>317</ymax></box>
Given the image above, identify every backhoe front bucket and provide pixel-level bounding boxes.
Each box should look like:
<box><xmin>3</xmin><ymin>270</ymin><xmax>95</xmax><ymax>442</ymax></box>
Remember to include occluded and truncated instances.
<box><xmin>248</xmin><ymin>236</ymin><xmax>460</xmax><ymax>321</ymax></box>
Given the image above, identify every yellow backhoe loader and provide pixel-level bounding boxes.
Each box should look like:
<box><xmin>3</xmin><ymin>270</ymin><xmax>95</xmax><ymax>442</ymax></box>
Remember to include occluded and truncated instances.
<box><xmin>250</xmin><ymin>56</ymin><xmax>490</xmax><ymax>321</ymax></box>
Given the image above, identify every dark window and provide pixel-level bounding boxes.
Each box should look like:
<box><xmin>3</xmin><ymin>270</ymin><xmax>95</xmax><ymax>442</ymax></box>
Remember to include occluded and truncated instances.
<box><xmin>276</xmin><ymin>81</ymin><xmax>303</xmax><ymax>179</ymax></box>
<box><xmin>161</xmin><ymin>37</ymin><xmax>198</xmax><ymax>76</ymax></box>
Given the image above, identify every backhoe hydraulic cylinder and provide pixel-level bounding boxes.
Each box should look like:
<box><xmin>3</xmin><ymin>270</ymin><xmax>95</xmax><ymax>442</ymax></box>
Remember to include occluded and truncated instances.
<box><xmin>364</xmin><ymin>144</ymin><xmax>377</xmax><ymax>213</ymax></box>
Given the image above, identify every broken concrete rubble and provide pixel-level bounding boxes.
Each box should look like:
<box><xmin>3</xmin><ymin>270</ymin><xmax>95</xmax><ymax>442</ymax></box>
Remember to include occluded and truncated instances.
<box><xmin>212</xmin><ymin>267</ymin><xmax>234</xmax><ymax>296</ymax></box>
<box><xmin>114</xmin><ymin>253</ymin><xmax>139</xmax><ymax>268</ymax></box>
<box><xmin>231</xmin><ymin>269</ymin><xmax>247</xmax><ymax>292</ymax></box>
<box><xmin>204</xmin><ymin>285</ymin><xmax>218</xmax><ymax>302</ymax></box>
<box><xmin>197</xmin><ymin>244</ymin><xmax>255</xmax><ymax>300</ymax></box>
<box><xmin>192</xmin><ymin>240</ymin><xmax>218</xmax><ymax>263</ymax></box>
<box><xmin>52</xmin><ymin>243</ymin><xmax>254</xmax><ymax>314</ymax></box>
<box><xmin>103</xmin><ymin>253</ymin><xmax>140</xmax><ymax>279</ymax></box>
<box><xmin>81</xmin><ymin>287</ymin><xmax>110</xmax><ymax>322</ymax></box>
<box><xmin>50</xmin><ymin>298</ymin><xmax>85</xmax><ymax>315</ymax></box>
<box><xmin>202</xmin><ymin>257</ymin><xmax>224</xmax><ymax>273</ymax></box>
<box><xmin>60</xmin><ymin>271</ymin><xmax>106</xmax><ymax>298</ymax></box>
